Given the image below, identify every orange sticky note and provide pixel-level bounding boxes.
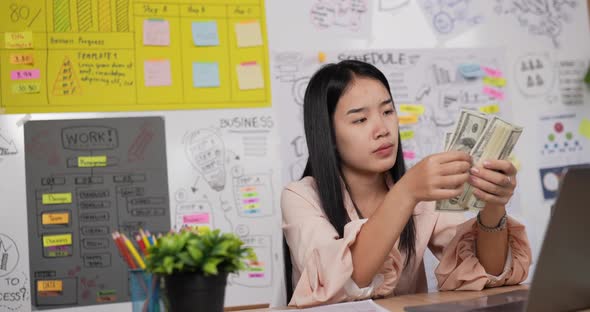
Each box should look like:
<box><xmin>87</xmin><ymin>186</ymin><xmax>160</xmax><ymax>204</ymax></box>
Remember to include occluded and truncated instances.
<box><xmin>318</xmin><ymin>52</ymin><xmax>326</xmax><ymax>63</ymax></box>
<box><xmin>5</xmin><ymin>31</ymin><xmax>33</xmax><ymax>49</ymax></box>
<box><xmin>235</xmin><ymin>20</ymin><xmax>262</xmax><ymax>47</ymax></box>
<box><xmin>38</xmin><ymin>280</ymin><xmax>63</xmax><ymax>292</ymax></box>
<box><xmin>398</xmin><ymin>114</ymin><xmax>419</xmax><ymax>125</ymax></box>
<box><xmin>42</xmin><ymin>213</ymin><xmax>69</xmax><ymax>225</ymax></box>
<box><xmin>9</xmin><ymin>53</ymin><xmax>34</xmax><ymax>65</ymax></box>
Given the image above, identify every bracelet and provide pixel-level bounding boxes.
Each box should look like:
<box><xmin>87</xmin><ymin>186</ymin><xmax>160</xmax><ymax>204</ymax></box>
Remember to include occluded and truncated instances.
<box><xmin>477</xmin><ymin>212</ymin><xmax>507</xmax><ymax>232</ymax></box>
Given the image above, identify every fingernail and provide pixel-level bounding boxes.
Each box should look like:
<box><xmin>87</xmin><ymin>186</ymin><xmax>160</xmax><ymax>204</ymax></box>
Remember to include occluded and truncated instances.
<box><xmin>483</xmin><ymin>161</ymin><xmax>490</xmax><ymax>167</ymax></box>
<box><xmin>469</xmin><ymin>175</ymin><xmax>477</xmax><ymax>182</ymax></box>
<box><xmin>470</xmin><ymin>167</ymin><xmax>479</xmax><ymax>174</ymax></box>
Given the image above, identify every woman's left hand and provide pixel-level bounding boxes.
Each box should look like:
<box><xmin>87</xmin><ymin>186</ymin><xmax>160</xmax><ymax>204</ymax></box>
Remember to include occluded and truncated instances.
<box><xmin>468</xmin><ymin>159</ymin><xmax>517</xmax><ymax>207</ymax></box>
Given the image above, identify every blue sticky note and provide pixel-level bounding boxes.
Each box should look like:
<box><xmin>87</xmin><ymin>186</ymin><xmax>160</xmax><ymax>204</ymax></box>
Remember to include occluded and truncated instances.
<box><xmin>458</xmin><ymin>63</ymin><xmax>484</xmax><ymax>79</ymax></box>
<box><xmin>192</xmin><ymin>21</ymin><xmax>219</xmax><ymax>46</ymax></box>
<box><xmin>193</xmin><ymin>62</ymin><xmax>220</xmax><ymax>88</ymax></box>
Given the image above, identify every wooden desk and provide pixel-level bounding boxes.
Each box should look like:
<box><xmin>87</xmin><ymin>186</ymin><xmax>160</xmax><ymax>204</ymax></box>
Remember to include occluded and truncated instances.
<box><xmin>233</xmin><ymin>285</ymin><xmax>590</xmax><ymax>311</ymax></box>
<box><xmin>376</xmin><ymin>285</ymin><xmax>527</xmax><ymax>311</ymax></box>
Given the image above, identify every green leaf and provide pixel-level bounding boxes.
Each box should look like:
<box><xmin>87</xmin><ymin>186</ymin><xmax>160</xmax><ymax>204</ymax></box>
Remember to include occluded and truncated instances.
<box><xmin>187</xmin><ymin>245</ymin><xmax>203</xmax><ymax>263</ymax></box>
<box><xmin>211</xmin><ymin>240</ymin><xmax>233</xmax><ymax>257</ymax></box>
<box><xmin>202</xmin><ymin>257</ymin><xmax>223</xmax><ymax>275</ymax></box>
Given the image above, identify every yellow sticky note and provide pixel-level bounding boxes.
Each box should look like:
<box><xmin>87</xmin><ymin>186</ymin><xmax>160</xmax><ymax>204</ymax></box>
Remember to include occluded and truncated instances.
<box><xmin>398</xmin><ymin>114</ymin><xmax>419</xmax><ymax>125</ymax></box>
<box><xmin>10</xmin><ymin>53</ymin><xmax>34</xmax><ymax>65</ymax></box>
<box><xmin>12</xmin><ymin>82</ymin><xmax>41</xmax><ymax>94</ymax></box>
<box><xmin>399</xmin><ymin>104</ymin><xmax>425</xmax><ymax>115</ymax></box>
<box><xmin>5</xmin><ymin>31</ymin><xmax>34</xmax><ymax>49</ymax></box>
<box><xmin>479</xmin><ymin>104</ymin><xmax>500</xmax><ymax>114</ymax></box>
<box><xmin>237</xmin><ymin>62</ymin><xmax>264</xmax><ymax>90</ymax></box>
<box><xmin>78</xmin><ymin>156</ymin><xmax>107</xmax><ymax>167</ymax></box>
<box><xmin>483</xmin><ymin>76</ymin><xmax>507</xmax><ymax>88</ymax></box>
<box><xmin>579</xmin><ymin>118</ymin><xmax>590</xmax><ymax>140</ymax></box>
<box><xmin>43</xmin><ymin>234</ymin><xmax>72</xmax><ymax>247</ymax></box>
<box><xmin>38</xmin><ymin>280</ymin><xmax>63</xmax><ymax>292</ymax></box>
<box><xmin>400</xmin><ymin>130</ymin><xmax>414</xmax><ymax>141</ymax></box>
<box><xmin>235</xmin><ymin>20</ymin><xmax>262</xmax><ymax>47</ymax></box>
<box><xmin>42</xmin><ymin>193</ymin><xmax>72</xmax><ymax>205</ymax></box>
<box><xmin>42</xmin><ymin>213</ymin><xmax>70</xmax><ymax>225</ymax></box>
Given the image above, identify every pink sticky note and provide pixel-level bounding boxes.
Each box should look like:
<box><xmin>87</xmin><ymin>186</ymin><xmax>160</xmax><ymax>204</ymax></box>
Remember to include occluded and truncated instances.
<box><xmin>183</xmin><ymin>213</ymin><xmax>210</xmax><ymax>224</ymax></box>
<box><xmin>143</xmin><ymin>19</ymin><xmax>170</xmax><ymax>46</ymax></box>
<box><xmin>483</xmin><ymin>86</ymin><xmax>505</xmax><ymax>100</ymax></box>
<box><xmin>248</xmin><ymin>273</ymin><xmax>265</xmax><ymax>278</ymax></box>
<box><xmin>144</xmin><ymin>60</ymin><xmax>172</xmax><ymax>87</ymax></box>
<box><xmin>11</xmin><ymin>69</ymin><xmax>40</xmax><ymax>80</ymax></box>
<box><xmin>482</xmin><ymin>67</ymin><xmax>503</xmax><ymax>78</ymax></box>
<box><xmin>403</xmin><ymin>150</ymin><xmax>416</xmax><ymax>160</ymax></box>
<box><xmin>242</xmin><ymin>198</ymin><xmax>260</xmax><ymax>204</ymax></box>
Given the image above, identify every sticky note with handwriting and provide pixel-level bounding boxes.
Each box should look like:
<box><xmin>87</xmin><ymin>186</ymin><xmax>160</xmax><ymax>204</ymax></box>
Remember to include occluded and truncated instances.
<box><xmin>235</xmin><ymin>20</ymin><xmax>262</xmax><ymax>47</ymax></box>
<box><xmin>78</xmin><ymin>155</ymin><xmax>107</xmax><ymax>167</ymax></box>
<box><xmin>9</xmin><ymin>53</ymin><xmax>34</xmax><ymax>65</ymax></box>
<box><xmin>5</xmin><ymin>31</ymin><xmax>33</xmax><ymax>49</ymax></box>
<box><xmin>192</xmin><ymin>21</ymin><xmax>219</xmax><ymax>46</ymax></box>
<box><xmin>43</xmin><ymin>234</ymin><xmax>72</xmax><ymax>247</ymax></box>
<box><xmin>193</xmin><ymin>62</ymin><xmax>220</xmax><ymax>88</ymax></box>
<box><xmin>237</xmin><ymin>61</ymin><xmax>264</xmax><ymax>90</ymax></box>
<box><xmin>42</xmin><ymin>193</ymin><xmax>72</xmax><ymax>205</ymax></box>
<box><xmin>144</xmin><ymin>59</ymin><xmax>172</xmax><ymax>87</ymax></box>
<box><xmin>11</xmin><ymin>69</ymin><xmax>40</xmax><ymax>80</ymax></box>
<box><xmin>37</xmin><ymin>280</ymin><xmax>63</xmax><ymax>292</ymax></box>
<box><xmin>143</xmin><ymin>19</ymin><xmax>170</xmax><ymax>46</ymax></box>
<box><xmin>12</xmin><ymin>82</ymin><xmax>41</xmax><ymax>94</ymax></box>
<box><xmin>42</xmin><ymin>213</ymin><xmax>70</xmax><ymax>225</ymax></box>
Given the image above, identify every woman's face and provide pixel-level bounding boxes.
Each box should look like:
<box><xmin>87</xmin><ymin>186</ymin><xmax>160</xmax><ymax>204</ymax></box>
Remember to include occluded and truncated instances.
<box><xmin>332</xmin><ymin>76</ymin><xmax>399</xmax><ymax>175</ymax></box>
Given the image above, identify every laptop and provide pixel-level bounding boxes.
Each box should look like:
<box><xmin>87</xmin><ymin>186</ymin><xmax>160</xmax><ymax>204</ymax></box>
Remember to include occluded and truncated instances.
<box><xmin>406</xmin><ymin>166</ymin><xmax>590</xmax><ymax>312</ymax></box>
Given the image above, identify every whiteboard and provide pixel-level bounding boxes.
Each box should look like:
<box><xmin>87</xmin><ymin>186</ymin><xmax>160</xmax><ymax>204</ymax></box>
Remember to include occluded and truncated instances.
<box><xmin>0</xmin><ymin>108</ymin><xmax>284</xmax><ymax>311</ymax></box>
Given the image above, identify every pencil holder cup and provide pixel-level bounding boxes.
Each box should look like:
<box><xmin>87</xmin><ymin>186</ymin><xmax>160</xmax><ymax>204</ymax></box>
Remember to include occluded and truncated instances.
<box><xmin>129</xmin><ymin>269</ymin><xmax>164</xmax><ymax>312</ymax></box>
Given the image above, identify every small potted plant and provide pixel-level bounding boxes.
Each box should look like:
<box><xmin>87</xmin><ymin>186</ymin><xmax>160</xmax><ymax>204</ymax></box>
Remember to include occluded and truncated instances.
<box><xmin>146</xmin><ymin>228</ymin><xmax>256</xmax><ymax>312</ymax></box>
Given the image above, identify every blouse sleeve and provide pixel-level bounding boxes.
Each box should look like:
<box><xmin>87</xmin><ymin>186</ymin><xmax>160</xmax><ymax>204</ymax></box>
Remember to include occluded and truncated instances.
<box><xmin>429</xmin><ymin>212</ymin><xmax>532</xmax><ymax>290</ymax></box>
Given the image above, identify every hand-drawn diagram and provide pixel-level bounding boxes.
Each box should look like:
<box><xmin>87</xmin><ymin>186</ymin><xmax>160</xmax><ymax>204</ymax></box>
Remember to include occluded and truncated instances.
<box><xmin>378</xmin><ymin>0</ymin><xmax>410</xmax><ymax>12</ymax></box>
<box><xmin>0</xmin><ymin>234</ymin><xmax>19</xmax><ymax>278</ymax></box>
<box><xmin>24</xmin><ymin>117</ymin><xmax>170</xmax><ymax>309</ymax></box>
<box><xmin>310</xmin><ymin>0</ymin><xmax>370</xmax><ymax>32</ymax></box>
<box><xmin>230</xmin><ymin>235</ymin><xmax>272</xmax><ymax>287</ymax></box>
<box><xmin>173</xmin><ymin>111</ymin><xmax>280</xmax><ymax>305</ymax></box>
<box><xmin>514</xmin><ymin>52</ymin><xmax>556</xmax><ymax>97</ymax></box>
<box><xmin>51</xmin><ymin>0</ymin><xmax>130</xmax><ymax>33</ymax></box>
<box><xmin>274</xmin><ymin>49</ymin><xmax>511</xmax><ymax>182</ymax></box>
<box><xmin>184</xmin><ymin>129</ymin><xmax>226</xmax><ymax>192</ymax></box>
<box><xmin>417</xmin><ymin>0</ymin><xmax>484</xmax><ymax>40</ymax></box>
<box><xmin>0</xmin><ymin>130</ymin><xmax>18</xmax><ymax>157</ymax></box>
<box><xmin>232</xmin><ymin>170</ymin><xmax>274</xmax><ymax>218</ymax></box>
<box><xmin>538</xmin><ymin>111</ymin><xmax>588</xmax><ymax>167</ymax></box>
<box><xmin>558</xmin><ymin>59</ymin><xmax>589</xmax><ymax>106</ymax></box>
<box><xmin>493</xmin><ymin>0</ymin><xmax>578</xmax><ymax>48</ymax></box>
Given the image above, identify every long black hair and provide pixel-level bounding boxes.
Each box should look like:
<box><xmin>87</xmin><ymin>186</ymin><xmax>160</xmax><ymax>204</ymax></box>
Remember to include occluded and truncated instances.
<box><xmin>284</xmin><ymin>60</ymin><xmax>416</xmax><ymax>301</ymax></box>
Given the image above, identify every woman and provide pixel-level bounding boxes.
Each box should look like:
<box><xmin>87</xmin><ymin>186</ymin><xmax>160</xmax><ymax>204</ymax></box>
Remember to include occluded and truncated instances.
<box><xmin>281</xmin><ymin>60</ymin><xmax>531</xmax><ymax>307</ymax></box>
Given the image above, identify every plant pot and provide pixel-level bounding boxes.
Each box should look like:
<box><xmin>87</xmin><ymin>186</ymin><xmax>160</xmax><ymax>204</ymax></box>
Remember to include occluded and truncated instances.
<box><xmin>164</xmin><ymin>272</ymin><xmax>228</xmax><ymax>312</ymax></box>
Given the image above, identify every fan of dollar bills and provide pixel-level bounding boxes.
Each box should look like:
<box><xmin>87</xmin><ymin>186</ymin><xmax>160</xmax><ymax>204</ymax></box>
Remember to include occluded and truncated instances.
<box><xmin>435</xmin><ymin>109</ymin><xmax>523</xmax><ymax>211</ymax></box>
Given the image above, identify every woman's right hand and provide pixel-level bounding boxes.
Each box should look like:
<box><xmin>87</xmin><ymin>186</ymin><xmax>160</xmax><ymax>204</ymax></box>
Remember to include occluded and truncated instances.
<box><xmin>397</xmin><ymin>151</ymin><xmax>472</xmax><ymax>203</ymax></box>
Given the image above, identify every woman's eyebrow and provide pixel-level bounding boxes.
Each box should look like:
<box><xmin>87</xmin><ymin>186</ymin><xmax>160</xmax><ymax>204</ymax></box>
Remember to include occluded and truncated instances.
<box><xmin>346</xmin><ymin>99</ymin><xmax>393</xmax><ymax>115</ymax></box>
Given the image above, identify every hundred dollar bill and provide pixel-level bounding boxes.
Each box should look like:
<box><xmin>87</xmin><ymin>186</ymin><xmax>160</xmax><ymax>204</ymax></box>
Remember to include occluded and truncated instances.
<box><xmin>463</xmin><ymin>117</ymin><xmax>523</xmax><ymax>210</ymax></box>
<box><xmin>436</xmin><ymin>109</ymin><xmax>490</xmax><ymax>211</ymax></box>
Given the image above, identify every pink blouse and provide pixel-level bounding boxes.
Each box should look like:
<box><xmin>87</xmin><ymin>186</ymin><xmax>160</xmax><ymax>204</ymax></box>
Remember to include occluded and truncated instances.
<box><xmin>282</xmin><ymin>176</ymin><xmax>532</xmax><ymax>307</ymax></box>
